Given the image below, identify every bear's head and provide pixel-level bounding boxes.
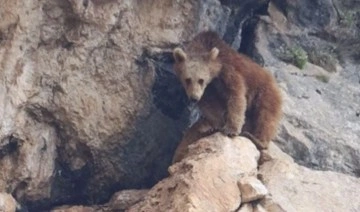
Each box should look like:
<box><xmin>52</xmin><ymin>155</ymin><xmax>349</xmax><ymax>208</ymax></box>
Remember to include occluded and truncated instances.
<box><xmin>173</xmin><ymin>47</ymin><xmax>222</xmax><ymax>103</ymax></box>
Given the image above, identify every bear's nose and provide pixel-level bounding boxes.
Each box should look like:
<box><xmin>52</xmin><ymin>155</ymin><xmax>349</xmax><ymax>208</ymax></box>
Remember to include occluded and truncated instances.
<box><xmin>189</xmin><ymin>97</ymin><xmax>198</xmax><ymax>104</ymax></box>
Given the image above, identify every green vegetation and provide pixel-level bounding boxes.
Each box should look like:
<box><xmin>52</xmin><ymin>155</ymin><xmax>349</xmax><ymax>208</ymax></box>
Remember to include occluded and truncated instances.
<box><xmin>273</xmin><ymin>44</ymin><xmax>308</xmax><ymax>70</ymax></box>
<box><xmin>340</xmin><ymin>11</ymin><xmax>355</xmax><ymax>26</ymax></box>
<box><xmin>315</xmin><ymin>74</ymin><xmax>330</xmax><ymax>83</ymax></box>
<box><xmin>308</xmin><ymin>50</ymin><xmax>337</xmax><ymax>73</ymax></box>
<box><xmin>290</xmin><ymin>46</ymin><xmax>308</xmax><ymax>69</ymax></box>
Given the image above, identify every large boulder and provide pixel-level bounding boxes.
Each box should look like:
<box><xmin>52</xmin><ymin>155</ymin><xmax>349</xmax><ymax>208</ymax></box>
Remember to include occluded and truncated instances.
<box><xmin>0</xmin><ymin>0</ymin><xmax>268</xmax><ymax>210</ymax></box>
<box><xmin>126</xmin><ymin>140</ymin><xmax>360</xmax><ymax>212</ymax></box>
<box><xmin>1</xmin><ymin>0</ymin><xmax>359</xmax><ymax>210</ymax></box>
<box><xmin>0</xmin><ymin>0</ymin><xmax>196</xmax><ymax>209</ymax></box>
<box><xmin>128</xmin><ymin>134</ymin><xmax>260</xmax><ymax>212</ymax></box>
<box><xmin>259</xmin><ymin>143</ymin><xmax>360</xmax><ymax>211</ymax></box>
<box><xmin>0</xmin><ymin>193</ymin><xmax>17</xmax><ymax>212</ymax></box>
<box><xmin>253</xmin><ymin>0</ymin><xmax>360</xmax><ymax>177</ymax></box>
<box><xmin>122</xmin><ymin>136</ymin><xmax>360</xmax><ymax>212</ymax></box>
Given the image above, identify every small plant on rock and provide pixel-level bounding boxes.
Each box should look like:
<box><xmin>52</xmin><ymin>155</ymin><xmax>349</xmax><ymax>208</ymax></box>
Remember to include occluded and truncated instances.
<box><xmin>340</xmin><ymin>11</ymin><xmax>355</xmax><ymax>27</ymax></box>
<box><xmin>290</xmin><ymin>46</ymin><xmax>308</xmax><ymax>69</ymax></box>
<box><xmin>315</xmin><ymin>74</ymin><xmax>330</xmax><ymax>83</ymax></box>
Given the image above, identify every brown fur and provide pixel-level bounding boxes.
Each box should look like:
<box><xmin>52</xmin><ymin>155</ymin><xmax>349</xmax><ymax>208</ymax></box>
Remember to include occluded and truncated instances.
<box><xmin>172</xmin><ymin>31</ymin><xmax>282</xmax><ymax>163</ymax></box>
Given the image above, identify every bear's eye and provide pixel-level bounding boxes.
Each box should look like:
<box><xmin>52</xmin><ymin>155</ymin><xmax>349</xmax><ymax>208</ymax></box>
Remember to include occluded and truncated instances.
<box><xmin>185</xmin><ymin>78</ymin><xmax>191</xmax><ymax>85</ymax></box>
<box><xmin>198</xmin><ymin>79</ymin><xmax>204</xmax><ymax>85</ymax></box>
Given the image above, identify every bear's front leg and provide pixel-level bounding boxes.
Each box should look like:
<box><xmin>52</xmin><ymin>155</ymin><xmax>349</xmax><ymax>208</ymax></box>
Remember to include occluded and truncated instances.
<box><xmin>172</xmin><ymin>118</ymin><xmax>214</xmax><ymax>163</ymax></box>
<box><xmin>221</xmin><ymin>69</ymin><xmax>247</xmax><ymax>137</ymax></box>
<box><xmin>222</xmin><ymin>96</ymin><xmax>246</xmax><ymax>137</ymax></box>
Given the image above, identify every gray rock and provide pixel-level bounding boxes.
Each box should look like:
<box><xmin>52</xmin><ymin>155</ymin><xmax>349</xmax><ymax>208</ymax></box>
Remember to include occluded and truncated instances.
<box><xmin>0</xmin><ymin>0</ymin><xmax>268</xmax><ymax>210</ymax></box>
<box><xmin>253</xmin><ymin>1</ymin><xmax>360</xmax><ymax>177</ymax></box>
<box><xmin>1</xmin><ymin>0</ymin><xmax>359</xmax><ymax>210</ymax></box>
<box><xmin>238</xmin><ymin>177</ymin><xmax>268</xmax><ymax>203</ymax></box>
<box><xmin>0</xmin><ymin>0</ymin><xmax>199</xmax><ymax>210</ymax></box>
<box><xmin>107</xmin><ymin>189</ymin><xmax>148</xmax><ymax>211</ymax></box>
<box><xmin>259</xmin><ymin>143</ymin><xmax>360</xmax><ymax>212</ymax></box>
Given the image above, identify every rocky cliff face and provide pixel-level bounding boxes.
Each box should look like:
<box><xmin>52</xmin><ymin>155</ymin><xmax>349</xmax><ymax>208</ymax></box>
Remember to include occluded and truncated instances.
<box><xmin>0</xmin><ymin>0</ymin><xmax>359</xmax><ymax>211</ymax></box>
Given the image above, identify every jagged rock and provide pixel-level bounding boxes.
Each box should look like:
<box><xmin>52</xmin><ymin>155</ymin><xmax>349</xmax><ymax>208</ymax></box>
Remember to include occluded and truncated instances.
<box><xmin>259</xmin><ymin>143</ymin><xmax>360</xmax><ymax>212</ymax></box>
<box><xmin>127</xmin><ymin>134</ymin><xmax>260</xmax><ymax>212</ymax></box>
<box><xmin>0</xmin><ymin>0</ymin><xmax>270</xmax><ymax>210</ymax></box>
<box><xmin>259</xmin><ymin>196</ymin><xmax>286</xmax><ymax>212</ymax></box>
<box><xmin>253</xmin><ymin>204</ymin><xmax>267</xmax><ymax>212</ymax></box>
<box><xmin>254</xmin><ymin>0</ymin><xmax>360</xmax><ymax>177</ymax></box>
<box><xmin>0</xmin><ymin>193</ymin><xmax>16</xmax><ymax>212</ymax></box>
<box><xmin>0</xmin><ymin>0</ymin><xmax>230</xmax><ymax>210</ymax></box>
<box><xmin>1</xmin><ymin>0</ymin><xmax>360</xmax><ymax>210</ymax></box>
<box><xmin>238</xmin><ymin>177</ymin><xmax>268</xmax><ymax>203</ymax></box>
<box><xmin>51</xmin><ymin>205</ymin><xmax>97</xmax><ymax>212</ymax></box>
<box><xmin>107</xmin><ymin>189</ymin><xmax>148</xmax><ymax>211</ymax></box>
<box><xmin>237</xmin><ymin>203</ymin><xmax>253</xmax><ymax>212</ymax></box>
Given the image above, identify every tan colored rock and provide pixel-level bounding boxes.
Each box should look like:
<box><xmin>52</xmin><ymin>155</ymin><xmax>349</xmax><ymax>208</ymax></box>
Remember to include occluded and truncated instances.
<box><xmin>128</xmin><ymin>134</ymin><xmax>260</xmax><ymax>212</ymax></box>
<box><xmin>0</xmin><ymin>193</ymin><xmax>16</xmax><ymax>212</ymax></box>
<box><xmin>267</xmin><ymin>2</ymin><xmax>288</xmax><ymax>32</ymax></box>
<box><xmin>258</xmin><ymin>150</ymin><xmax>273</xmax><ymax>165</ymax></box>
<box><xmin>253</xmin><ymin>204</ymin><xmax>267</xmax><ymax>212</ymax></box>
<box><xmin>259</xmin><ymin>196</ymin><xmax>286</xmax><ymax>212</ymax></box>
<box><xmin>237</xmin><ymin>203</ymin><xmax>253</xmax><ymax>212</ymax></box>
<box><xmin>0</xmin><ymin>0</ymin><xmax>209</xmax><ymax>208</ymax></box>
<box><xmin>51</xmin><ymin>205</ymin><xmax>96</xmax><ymax>212</ymax></box>
<box><xmin>2</xmin><ymin>0</ymin><xmax>359</xmax><ymax>211</ymax></box>
<box><xmin>107</xmin><ymin>189</ymin><xmax>148</xmax><ymax>211</ymax></box>
<box><xmin>259</xmin><ymin>143</ymin><xmax>360</xmax><ymax>212</ymax></box>
<box><xmin>238</xmin><ymin>177</ymin><xmax>268</xmax><ymax>203</ymax></box>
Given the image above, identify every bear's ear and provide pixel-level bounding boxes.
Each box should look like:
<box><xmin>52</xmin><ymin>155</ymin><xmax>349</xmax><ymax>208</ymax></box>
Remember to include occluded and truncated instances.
<box><xmin>209</xmin><ymin>47</ymin><xmax>219</xmax><ymax>60</ymax></box>
<box><xmin>173</xmin><ymin>48</ymin><xmax>187</xmax><ymax>63</ymax></box>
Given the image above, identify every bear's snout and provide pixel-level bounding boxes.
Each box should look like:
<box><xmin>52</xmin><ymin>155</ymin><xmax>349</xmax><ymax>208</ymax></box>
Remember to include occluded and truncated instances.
<box><xmin>189</xmin><ymin>97</ymin><xmax>199</xmax><ymax>103</ymax></box>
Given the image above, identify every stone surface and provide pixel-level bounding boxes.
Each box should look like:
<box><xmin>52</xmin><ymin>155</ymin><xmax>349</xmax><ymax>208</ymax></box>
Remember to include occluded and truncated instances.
<box><xmin>1</xmin><ymin>0</ymin><xmax>360</xmax><ymax>211</ymax></box>
<box><xmin>0</xmin><ymin>0</ymin><xmax>269</xmax><ymax>210</ymax></box>
<box><xmin>107</xmin><ymin>189</ymin><xmax>148</xmax><ymax>211</ymax></box>
<box><xmin>127</xmin><ymin>134</ymin><xmax>260</xmax><ymax>212</ymax></box>
<box><xmin>0</xmin><ymin>193</ymin><xmax>17</xmax><ymax>212</ymax></box>
<box><xmin>51</xmin><ymin>205</ymin><xmax>97</xmax><ymax>212</ymax></box>
<box><xmin>253</xmin><ymin>204</ymin><xmax>267</xmax><ymax>212</ymax></box>
<box><xmin>237</xmin><ymin>203</ymin><xmax>253</xmax><ymax>212</ymax></box>
<box><xmin>252</xmin><ymin>0</ymin><xmax>360</xmax><ymax>177</ymax></box>
<box><xmin>259</xmin><ymin>143</ymin><xmax>360</xmax><ymax>212</ymax></box>
<box><xmin>238</xmin><ymin>177</ymin><xmax>268</xmax><ymax>203</ymax></box>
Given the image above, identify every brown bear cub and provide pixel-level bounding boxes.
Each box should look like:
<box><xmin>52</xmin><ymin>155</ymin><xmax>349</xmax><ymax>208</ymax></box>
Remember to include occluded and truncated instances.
<box><xmin>172</xmin><ymin>31</ymin><xmax>282</xmax><ymax>163</ymax></box>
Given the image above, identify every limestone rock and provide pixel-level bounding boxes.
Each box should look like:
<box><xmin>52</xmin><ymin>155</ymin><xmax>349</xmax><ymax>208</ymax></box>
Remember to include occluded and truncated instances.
<box><xmin>51</xmin><ymin>205</ymin><xmax>96</xmax><ymax>212</ymax></box>
<box><xmin>237</xmin><ymin>203</ymin><xmax>253</xmax><ymax>212</ymax></box>
<box><xmin>254</xmin><ymin>0</ymin><xmax>360</xmax><ymax>178</ymax></box>
<box><xmin>0</xmin><ymin>0</ymin><xmax>232</xmax><ymax>210</ymax></box>
<box><xmin>1</xmin><ymin>0</ymin><xmax>360</xmax><ymax>210</ymax></box>
<box><xmin>107</xmin><ymin>189</ymin><xmax>148</xmax><ymax>211</ymax></box>
<box><xmin>0</xmin><ymin>193</ymin><xmax>16</xmax><ymax>212</ymax></box>
<box><xmin>253</xmin><ymin>204</ymin><xmax>267</xmax><ymax>212</ymax></box>
<box><xmin>127</xmin><ymin>134</ymin><xmax>260</xmax><ymax>212</ymax></box>
<box><xmin>238</xmin><ymin>177</ymin><xmax>268</xmax><ymax>203</ymax></box>
<box><xmin>259</xmin><ymin>143</ymin><xmax>360</xmax><ymax>212</ymax></box>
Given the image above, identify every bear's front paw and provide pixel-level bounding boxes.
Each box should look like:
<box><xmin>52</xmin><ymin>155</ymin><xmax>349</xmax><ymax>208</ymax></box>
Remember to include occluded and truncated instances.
<box><xmin>240</xmin><ymin>131</ymin><xmax>268</xmax><ymax>150</ymax></box>
<box><xmin>204</xmin><ymin>128</ymin><xmax>220</xmax><ymax>135</ymax></box>
<box><xmin>221</xmin><ymin>125</ymin><xmax>239</xmax><ymax>137</ymax></box>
